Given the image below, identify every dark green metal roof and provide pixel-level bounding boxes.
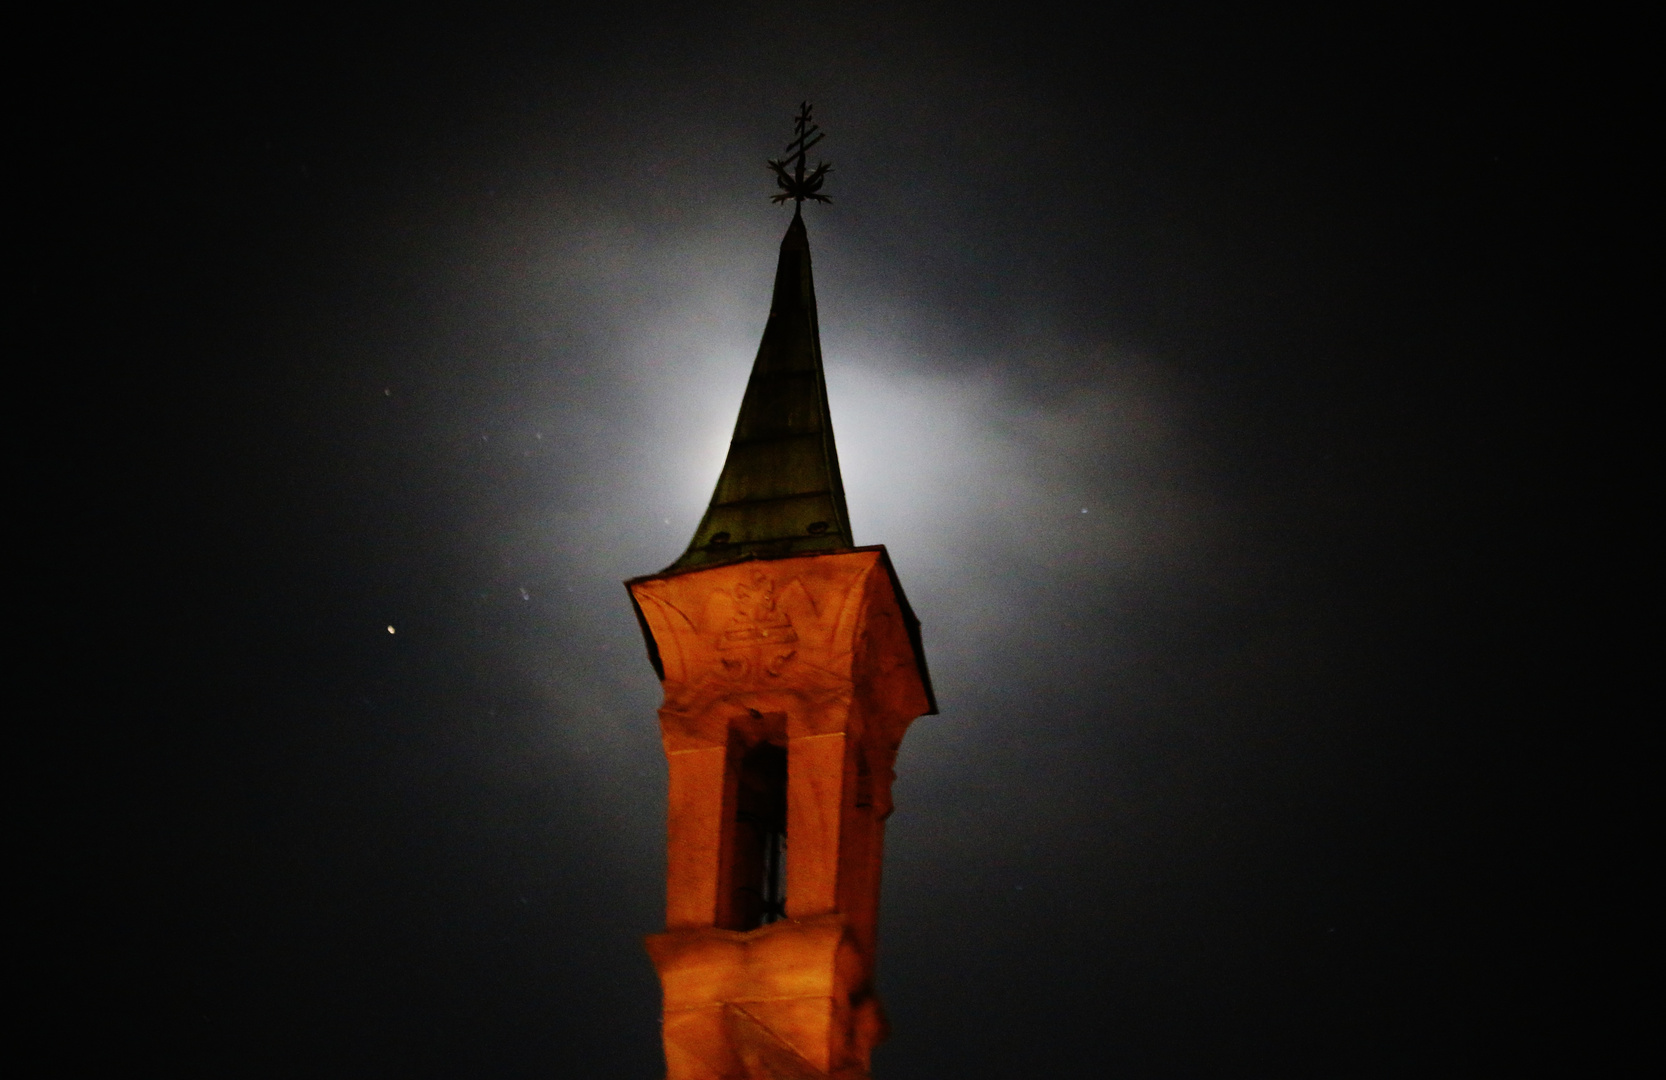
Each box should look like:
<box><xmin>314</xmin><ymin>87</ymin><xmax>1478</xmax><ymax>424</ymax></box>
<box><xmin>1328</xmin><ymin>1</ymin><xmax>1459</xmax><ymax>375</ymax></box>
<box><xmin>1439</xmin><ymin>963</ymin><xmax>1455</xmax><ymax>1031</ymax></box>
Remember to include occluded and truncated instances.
<box><xmin>665</xmin><ymin>211</ymin><xmax>853</xmax><ymax>573</ymax></box>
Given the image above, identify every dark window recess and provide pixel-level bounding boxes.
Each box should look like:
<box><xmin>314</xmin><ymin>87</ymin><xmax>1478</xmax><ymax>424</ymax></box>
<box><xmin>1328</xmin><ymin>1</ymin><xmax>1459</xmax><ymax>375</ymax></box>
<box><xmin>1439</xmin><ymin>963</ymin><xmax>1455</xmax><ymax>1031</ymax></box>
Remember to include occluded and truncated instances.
<box><xmin>732</xmin><ymin>742</ymin><xmax>787</xmax><ymax>929</ymax></box>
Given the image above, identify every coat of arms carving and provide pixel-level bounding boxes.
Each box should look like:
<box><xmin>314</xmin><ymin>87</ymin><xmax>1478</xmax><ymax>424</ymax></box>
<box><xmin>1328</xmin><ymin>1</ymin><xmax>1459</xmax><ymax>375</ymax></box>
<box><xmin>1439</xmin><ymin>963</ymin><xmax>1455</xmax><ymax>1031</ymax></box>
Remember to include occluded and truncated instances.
<box><xmin>716</xmin><ymin>569</ymin><xmax>799</xmax><ymax>679</ymax></box>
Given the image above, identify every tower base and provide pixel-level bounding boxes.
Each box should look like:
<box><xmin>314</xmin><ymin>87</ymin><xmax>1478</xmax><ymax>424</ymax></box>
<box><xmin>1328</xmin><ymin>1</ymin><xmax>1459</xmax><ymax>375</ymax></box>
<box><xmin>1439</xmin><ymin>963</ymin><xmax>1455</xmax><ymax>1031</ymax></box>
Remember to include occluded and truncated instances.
<box><xmin>646</xmin><ymin>915</ymin><xmax>885</xmax><ymax>1080</ymax></box>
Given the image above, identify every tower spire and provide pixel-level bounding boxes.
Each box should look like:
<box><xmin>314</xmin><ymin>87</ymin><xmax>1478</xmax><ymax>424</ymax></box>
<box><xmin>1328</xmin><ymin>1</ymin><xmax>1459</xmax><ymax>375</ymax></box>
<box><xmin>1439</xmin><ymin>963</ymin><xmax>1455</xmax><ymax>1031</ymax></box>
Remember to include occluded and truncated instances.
<box><xmin>667</xmin><ymin>110</ymin><xmax>847</xmax><ymax>572</ymax></box>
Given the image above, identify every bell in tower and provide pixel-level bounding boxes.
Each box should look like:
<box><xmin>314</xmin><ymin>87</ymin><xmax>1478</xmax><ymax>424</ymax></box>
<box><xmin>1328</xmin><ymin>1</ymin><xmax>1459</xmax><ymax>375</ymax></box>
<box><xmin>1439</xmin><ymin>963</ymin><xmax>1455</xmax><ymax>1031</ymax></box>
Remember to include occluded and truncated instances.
<box><xmin>625</xmin><ymin>105</ymin><xmax>936</xmax><ymax>1080</ymax></box>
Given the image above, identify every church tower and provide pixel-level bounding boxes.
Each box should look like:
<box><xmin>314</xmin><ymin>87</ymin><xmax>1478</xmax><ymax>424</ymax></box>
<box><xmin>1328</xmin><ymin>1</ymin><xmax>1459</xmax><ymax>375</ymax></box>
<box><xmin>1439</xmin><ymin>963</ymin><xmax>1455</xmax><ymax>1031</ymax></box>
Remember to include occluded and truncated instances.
<box><xmin>625</xmin><ymin>106</ymin><xmax>936</xmax><ymax>1080</ymax></box>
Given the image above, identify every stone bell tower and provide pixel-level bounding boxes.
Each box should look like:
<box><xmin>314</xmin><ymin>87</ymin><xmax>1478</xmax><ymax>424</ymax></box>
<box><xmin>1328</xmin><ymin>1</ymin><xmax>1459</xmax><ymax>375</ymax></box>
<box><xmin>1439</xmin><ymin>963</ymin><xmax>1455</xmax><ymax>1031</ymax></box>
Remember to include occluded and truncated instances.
<box><xmin>625</xmin><ymin>105</ymin><xmax>935</xmax><ymax>1080</ymax></box>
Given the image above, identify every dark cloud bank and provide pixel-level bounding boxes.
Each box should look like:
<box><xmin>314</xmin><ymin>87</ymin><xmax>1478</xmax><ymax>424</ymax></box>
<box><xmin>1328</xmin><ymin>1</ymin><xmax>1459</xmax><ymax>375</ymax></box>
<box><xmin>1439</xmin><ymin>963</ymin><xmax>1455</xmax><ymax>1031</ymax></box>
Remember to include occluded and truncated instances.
<box><xmin>44</xmin><ymin>5</ymin><xmax>1626</xmax><ymax>1076</ymax></box>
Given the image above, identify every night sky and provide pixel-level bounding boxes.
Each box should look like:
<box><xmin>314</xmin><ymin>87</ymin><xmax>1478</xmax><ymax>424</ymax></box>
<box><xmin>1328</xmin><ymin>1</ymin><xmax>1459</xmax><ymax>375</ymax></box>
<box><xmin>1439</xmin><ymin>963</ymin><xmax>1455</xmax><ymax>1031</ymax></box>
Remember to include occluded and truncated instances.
<box><xmin>53</xmin><ymin>5</ymin><xmax>1620</xmax><ymax>1076</ymax></box>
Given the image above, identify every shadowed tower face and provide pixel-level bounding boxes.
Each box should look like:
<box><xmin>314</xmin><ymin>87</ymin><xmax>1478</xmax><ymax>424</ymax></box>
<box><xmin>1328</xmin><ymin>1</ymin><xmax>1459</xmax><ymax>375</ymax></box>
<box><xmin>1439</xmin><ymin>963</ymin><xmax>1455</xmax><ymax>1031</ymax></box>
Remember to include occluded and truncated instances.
<box><xmin>625</xmin><ymin>106</ymin><xmax>935</xmax><ymax>1080</ymax></box>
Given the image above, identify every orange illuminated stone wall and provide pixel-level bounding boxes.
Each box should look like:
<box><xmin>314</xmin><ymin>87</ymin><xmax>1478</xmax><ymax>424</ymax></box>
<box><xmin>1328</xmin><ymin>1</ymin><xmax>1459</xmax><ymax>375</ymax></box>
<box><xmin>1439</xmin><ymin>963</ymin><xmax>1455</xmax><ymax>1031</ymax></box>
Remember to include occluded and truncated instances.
<box><xmin>627</xmin><ymin>547</ymin><xmax>932</xmax><ymax>1080</ymax></box>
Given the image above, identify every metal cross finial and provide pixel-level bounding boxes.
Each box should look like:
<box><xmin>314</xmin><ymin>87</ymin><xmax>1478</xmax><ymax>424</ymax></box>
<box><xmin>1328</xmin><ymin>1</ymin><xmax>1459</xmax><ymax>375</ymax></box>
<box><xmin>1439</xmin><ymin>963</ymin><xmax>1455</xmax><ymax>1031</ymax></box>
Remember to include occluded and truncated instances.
<box><xmin>766</xmin><ymin>102</ymin><xmax>832</xmax><ymax>208</ymax></box>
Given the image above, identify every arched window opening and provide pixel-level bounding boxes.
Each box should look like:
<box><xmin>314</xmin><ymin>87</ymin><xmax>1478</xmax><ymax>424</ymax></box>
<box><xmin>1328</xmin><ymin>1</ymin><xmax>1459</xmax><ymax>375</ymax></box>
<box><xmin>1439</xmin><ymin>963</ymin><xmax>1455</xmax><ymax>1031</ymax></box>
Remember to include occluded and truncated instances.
<box><xmin>731</xmin><ymin>742</ymin><xmax>787</xmax><ymax>930</ymax></box>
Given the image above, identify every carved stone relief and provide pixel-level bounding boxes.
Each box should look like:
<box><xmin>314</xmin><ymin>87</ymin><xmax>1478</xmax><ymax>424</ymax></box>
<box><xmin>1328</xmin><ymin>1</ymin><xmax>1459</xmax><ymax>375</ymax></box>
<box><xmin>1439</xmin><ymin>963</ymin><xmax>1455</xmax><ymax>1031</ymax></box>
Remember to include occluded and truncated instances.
<box><xmin>717</xmin><ymin>569</ymin><xmax>800</xmax><ymax>682</ymax></box>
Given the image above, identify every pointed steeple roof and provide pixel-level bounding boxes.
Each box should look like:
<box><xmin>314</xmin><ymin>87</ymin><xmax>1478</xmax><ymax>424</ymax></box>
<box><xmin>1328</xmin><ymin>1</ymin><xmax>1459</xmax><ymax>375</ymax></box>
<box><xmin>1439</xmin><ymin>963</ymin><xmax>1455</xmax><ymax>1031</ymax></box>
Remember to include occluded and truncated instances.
<box><xmin>667</xmin><ymin>211</ymin><xmax>853</xmax><ymax>573</ymax></box>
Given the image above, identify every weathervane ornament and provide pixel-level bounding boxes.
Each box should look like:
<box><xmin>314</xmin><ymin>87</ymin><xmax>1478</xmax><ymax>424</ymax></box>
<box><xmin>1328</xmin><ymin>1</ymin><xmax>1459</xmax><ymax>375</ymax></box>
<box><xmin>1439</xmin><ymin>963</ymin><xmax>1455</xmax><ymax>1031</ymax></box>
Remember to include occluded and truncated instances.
<box><xmin>767</xmin><ymin>102</ymin><xmax>832</xmax><ymax>207</ymax></box>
